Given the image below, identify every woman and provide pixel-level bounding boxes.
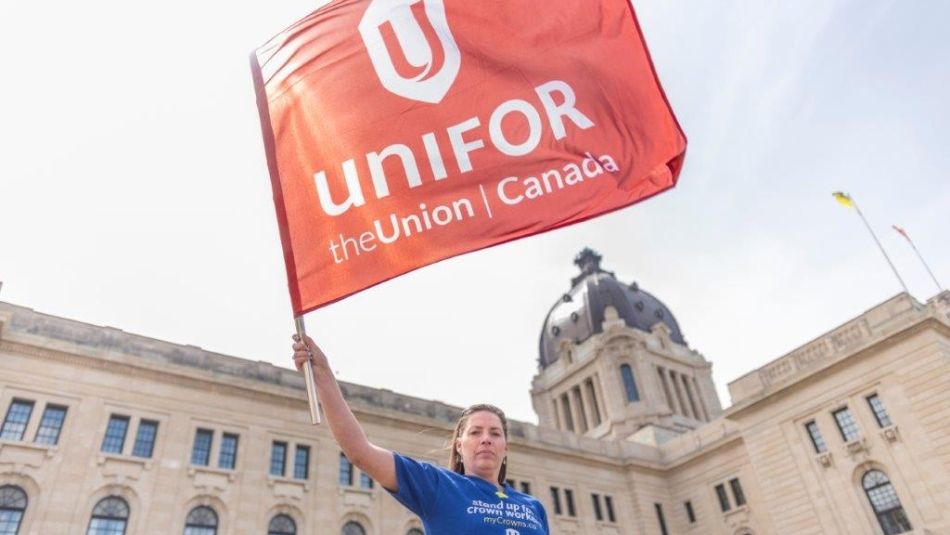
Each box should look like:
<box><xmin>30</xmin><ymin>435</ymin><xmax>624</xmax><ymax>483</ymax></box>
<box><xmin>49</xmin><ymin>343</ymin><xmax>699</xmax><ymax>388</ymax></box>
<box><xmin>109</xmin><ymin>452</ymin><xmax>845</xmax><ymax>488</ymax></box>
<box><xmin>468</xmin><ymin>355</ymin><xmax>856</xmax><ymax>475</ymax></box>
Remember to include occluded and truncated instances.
<box><xmin>292</xmin><ymin>334</ymin><xmax>549</xmax><ymax>535</ymax></box>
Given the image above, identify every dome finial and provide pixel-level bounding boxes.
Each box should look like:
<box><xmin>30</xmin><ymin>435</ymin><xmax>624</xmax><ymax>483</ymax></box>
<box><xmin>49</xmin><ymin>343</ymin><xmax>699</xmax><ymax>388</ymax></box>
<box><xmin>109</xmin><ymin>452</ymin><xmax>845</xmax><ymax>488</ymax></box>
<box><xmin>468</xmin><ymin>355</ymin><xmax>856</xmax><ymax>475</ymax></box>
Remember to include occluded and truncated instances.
<box><xmin>574</xmin><ymin>248</ymin><xmax>602</xmax><ymax>275</ymax></box>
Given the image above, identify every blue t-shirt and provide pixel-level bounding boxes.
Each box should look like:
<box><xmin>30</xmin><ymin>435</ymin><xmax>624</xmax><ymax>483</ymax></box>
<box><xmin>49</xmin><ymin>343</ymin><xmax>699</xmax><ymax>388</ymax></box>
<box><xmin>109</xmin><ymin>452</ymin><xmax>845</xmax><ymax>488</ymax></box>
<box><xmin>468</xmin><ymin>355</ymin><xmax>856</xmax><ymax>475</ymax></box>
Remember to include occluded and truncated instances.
<box><xmin>388</xmin><ymin>453</ymin><xmax>549</xmax><ymax>535</ymax></box>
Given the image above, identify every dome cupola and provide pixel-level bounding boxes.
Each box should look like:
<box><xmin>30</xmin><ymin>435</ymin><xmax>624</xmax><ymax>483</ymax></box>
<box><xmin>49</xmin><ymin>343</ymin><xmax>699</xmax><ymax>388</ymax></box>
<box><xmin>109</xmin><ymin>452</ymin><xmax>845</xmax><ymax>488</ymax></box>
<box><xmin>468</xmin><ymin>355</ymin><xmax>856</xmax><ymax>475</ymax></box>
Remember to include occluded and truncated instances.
<box><xmin>538</xmin><ymin>248</ymin><xmax>686</xmax><ymax>368</ymax></box>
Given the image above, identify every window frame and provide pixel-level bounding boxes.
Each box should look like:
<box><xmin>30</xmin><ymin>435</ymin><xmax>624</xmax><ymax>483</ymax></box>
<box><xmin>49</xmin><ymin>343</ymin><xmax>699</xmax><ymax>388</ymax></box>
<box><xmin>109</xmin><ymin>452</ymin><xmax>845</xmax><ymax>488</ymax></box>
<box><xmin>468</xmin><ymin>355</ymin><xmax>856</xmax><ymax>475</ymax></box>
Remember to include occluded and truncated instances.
<box><xmin>1</xmin><ymin>399</ymin><xmax>35</xmax><ymax>442</ymax></box>
<box><xmin>715</xmin><ymin>483</ymin><xmax>731</xmax><ymax>512</ymax></box>
<box><xmin>0</xmin><ymin>484</ymin><xmax>28</xmax><ymax>535</ymax></box>
<box><xmin>101</xmin><ymin>415</ymin><xmax>131</xmax><ymax>455</ymax></box>
<box><xmin>190</xmin><ymin>428</ymin><xmax>214</xmax><ymax>466</ymax></box>
<box><xmin>805</xmin><ymin>420</ymin><xmax>828</xmax><ymax>453</ymax></box>
<box><xmin>34</xmin><ymin>404</ymin><xmax>68</xmax><ymax>445</ymax></box>
<box><xmin>359</xmin><ymin>471</ymin><xmax>375</xmax><ymax>490</ymax></box>
<box><xmin>564</xmin><ymin>488</ymin><xmax>576</xmax><ymax>517</ymax></box>
<box><xmin>549</xmin><ymin>486</ymin><xmax>562</xmax><ymax>516</ymax></box>
<box><xmin>620</xmin><ymin>364</ymin><xmax>641</xmax><ymax>403</ymax></box>
<box><xmin>604</xmin><ymin>495</ymin><xmax>616</xmax><ymax>523</ymax></box>
<box><xmin>87</xmin><ymin>496</ymin><xmax>130</xmax><ymax>535</ymax></box>
<box><xmin>685</xmin><ymin>500</ymin><xmax>696</xmax><ymax>523</ymax></box>
<box><xmin>833</xmin><ymin>406</ymin><xmax>861</xmax><ymax>442</ymax></box>
<box><xmin>268</xmin><ymin>514</ymin><xmax>296</xmax><ymax>535</ymax></box>
<box><xmin>183</xmin><ymin>505</ymin><xmax>218</xmax><ymax>535</ymax></box>
<box><xmin>866</xmin><ymin>394</ymin><xmax>893</xmax><ymax>428</ymax></box>
<box><xmin>339</xmin><ymin>453</ymin><xmax>354</xmax><ymax>486</ymax></box>
<box><xmin>270</xmin><ymin>441</ymin><xmax>288</xmax><ymax>477</ymax></box>
<box><xmin>217</xmin><ymin>433</ymin><xmax>239</xmax><ymax>470</ymax></box>
<box><xmin>591</xmin><ymin>493</ymin><xmax>603</xmax><ymax>521</ymax></box>
<box><xmin>655</xmin><ymin>503</ymin><xmax>669</xmax><ymax>535</ymax></box>
<box><xmin>131</xmin><ymin>419</ymin><xmax>159</xmax><ymax>459</ymax></box>
<box><xmin>729</xmin><ymin>478</ymin><xmax>747</xmax><ymax>507</ymax></box>
<box><xmin>341</xmin><ymin>521</ymin><xmax>366</xmax><ymax>535</ymax></box>
<box><xmin>862</xmin><ymin>470</ymin><xmax>913</xmax><ymax>535</ymax></box>
<box><xmin>293</xmin><ymin>445</ymin><xmax>310</xmax><ymax>480</ymax></box>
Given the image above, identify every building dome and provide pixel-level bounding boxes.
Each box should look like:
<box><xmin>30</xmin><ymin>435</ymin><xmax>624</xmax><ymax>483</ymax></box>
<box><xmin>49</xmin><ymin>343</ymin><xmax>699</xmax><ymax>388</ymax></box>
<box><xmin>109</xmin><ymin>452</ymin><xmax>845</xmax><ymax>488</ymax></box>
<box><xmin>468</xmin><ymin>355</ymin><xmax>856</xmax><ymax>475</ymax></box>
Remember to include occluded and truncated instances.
<box><xmin>538</xmin><ymin>248</ymin><xmax>686</xmax><ymax>368</ymax></box>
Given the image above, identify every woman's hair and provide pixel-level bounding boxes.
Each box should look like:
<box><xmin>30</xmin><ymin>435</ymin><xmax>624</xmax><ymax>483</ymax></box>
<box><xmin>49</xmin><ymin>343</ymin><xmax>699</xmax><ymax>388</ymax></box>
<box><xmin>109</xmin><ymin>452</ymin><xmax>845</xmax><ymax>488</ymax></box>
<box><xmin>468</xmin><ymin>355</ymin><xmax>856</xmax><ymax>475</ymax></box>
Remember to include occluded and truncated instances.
<box><xmin>447</xmin><ymin>404</ymin><xmax>509</xmax><ymax>485</ymax></box>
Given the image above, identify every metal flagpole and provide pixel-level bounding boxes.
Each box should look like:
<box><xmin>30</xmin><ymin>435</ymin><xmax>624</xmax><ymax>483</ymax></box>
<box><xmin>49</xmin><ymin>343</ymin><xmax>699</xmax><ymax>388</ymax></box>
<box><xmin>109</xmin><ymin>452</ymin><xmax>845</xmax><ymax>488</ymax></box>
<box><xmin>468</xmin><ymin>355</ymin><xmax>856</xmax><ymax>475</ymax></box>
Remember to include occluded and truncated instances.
<box><xmin>894</xmin><ymin>225</ymin><xmax>943</xmax><ymax>293</ymax></box>
<box><xmin>838</xmin><ymin>193</ymin><xmax>910</xmax><ymax>295</ymax></box>
<box><xmin>294</xmin><ymin>315</ymin><xmax>322</xmax><ymax>425</ymax></box>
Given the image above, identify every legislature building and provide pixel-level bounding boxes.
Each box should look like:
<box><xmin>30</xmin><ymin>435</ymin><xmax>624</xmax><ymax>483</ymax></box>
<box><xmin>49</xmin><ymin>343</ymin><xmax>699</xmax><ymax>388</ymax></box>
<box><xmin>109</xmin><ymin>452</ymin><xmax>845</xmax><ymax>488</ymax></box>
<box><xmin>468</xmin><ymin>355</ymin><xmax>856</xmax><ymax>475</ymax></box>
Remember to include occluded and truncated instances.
<box><xmin>1</xmin><ymin>249</ymin><xmax>949</xmax><ymax>535</ymax></box>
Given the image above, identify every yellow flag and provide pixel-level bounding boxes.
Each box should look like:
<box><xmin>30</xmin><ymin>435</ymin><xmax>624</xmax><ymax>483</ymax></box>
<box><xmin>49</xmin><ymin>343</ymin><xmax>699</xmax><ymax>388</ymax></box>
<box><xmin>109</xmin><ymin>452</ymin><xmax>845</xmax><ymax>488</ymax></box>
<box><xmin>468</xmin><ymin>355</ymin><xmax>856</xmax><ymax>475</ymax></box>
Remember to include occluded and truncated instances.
<box><xmin>832</xmin><ymin>191</ymin><xmax>854</xmax><ymax>208</ymax></box>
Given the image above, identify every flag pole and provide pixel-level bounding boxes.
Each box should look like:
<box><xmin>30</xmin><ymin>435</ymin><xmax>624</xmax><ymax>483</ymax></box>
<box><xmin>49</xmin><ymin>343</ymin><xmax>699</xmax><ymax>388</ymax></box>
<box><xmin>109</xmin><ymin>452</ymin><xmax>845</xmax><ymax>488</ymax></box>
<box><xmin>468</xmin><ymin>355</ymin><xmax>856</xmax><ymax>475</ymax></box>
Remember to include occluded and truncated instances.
<box><xmin>294</xmin><ymin>315</ymin><xmax>322</xmax><ymax>425</ymax></box>
<box><xmin>833</xmin><ymin>192</ymin><xmax>909</xmax><ymax>295</ymax></box>
<box><xmin>894</xmin><ymin>226</ymin><xmax>943</xmax><ymax>293</ymax></box>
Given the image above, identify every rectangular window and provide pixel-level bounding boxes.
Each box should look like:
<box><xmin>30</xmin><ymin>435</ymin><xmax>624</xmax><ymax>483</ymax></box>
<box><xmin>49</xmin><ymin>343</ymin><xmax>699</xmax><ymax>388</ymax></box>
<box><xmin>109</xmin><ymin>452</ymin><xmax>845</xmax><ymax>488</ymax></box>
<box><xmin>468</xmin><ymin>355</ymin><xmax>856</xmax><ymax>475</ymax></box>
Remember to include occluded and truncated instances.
<box><xmin>293</xmin><ymin>445</ymin><xmax>310</xmax><ymax>480</ymax></box>
<box><xmin>585</xmin><ymin>379</ymin><xmax>602</xmax><ymax>425</ymax></box>
<box><xmin>564</xmin><ymin>488</ymin><xmax>576</xmax><ymax>517</ymax></box>
<box><xmin>190</xmin><ymin>428</ymin><xmax>213</xmax><ymax>466</ymax></box>
<box><xmin>270</xmin><ymin>441</ymin><xmax>287</xmax><ymax>476</ymax></box>
<box><xmin>1</xmin><ymin>399</ymin><xmax>34</xmax><ymax>441</ymax></box>
<box><xmin>101</xmin><ymin>415</ymin><xmax>130</xmax><ymax>454</ymax></box>
<box><xmin>866</xmin><ymin>394</ymin><xmax>893</xmax><ymax>428</ymax></box>
<box><xmin>34</xmin><ymin>404</ymin><xmax>67</xmax><ymax>445</ymax></box>
<box><xmin>550</xmin><ymin>487</ymin><xmax>562</xmax><ymax>515</ymax></box>
<box><xmin>805</xmin><ymin>421</ymin><xmax>827</xmax><ymax>453</ymax></box>
<box><xmin>833</xmin><ymin>407</ymin><xmax>860</xmax><ymax>442</ymax></box>
<box><xmin>218</xmin><ymin>433</ymin><xmax>239</xmax><ymax>469</ymax></box>
<box><xmin>715</xmin><ymin>483</ymin><xmax>731</xmax><ymax>512</ymax></box>
<box><xmin>339</xmin><ymin>453</ymin><xmax>353</xmax><ymax>486</ymax></box>
<box><xmin>621</xmin><ymin>364</ymin><xmax>641</xmax><ymax>402</ymax></box>
<box><xmin>506</xmin><ymin>478</ymin><xmax>515</xmax><ymax>488</ymax></box>
<box><xmin>520</xmin><ymin>481</ymin><xmax>531</xmax><ymax>495</ymax></box>
<box><xmin>605</xmin><ymin>495</ymin><xmax>616</xmax><ymax>522</ymax></box>
<box><xmin>729</xmin><ymin>478</ymin><xmax>746</xmax><ymax>507</ymax></box>
<box><xmin>360</xmin><ymin>472</ymin><xmax>375</xmax><ymax>489</ymax></box>
<box><xmin>591</xmin><ymin>493</ymin><xmax>603</xmax><ymax>521</ymax></box>
<box><xmin>655</xmin><ymin>503</ymin><xmax>669</xmax><ymax>535</ymax></box>
<box><xmin>571</xmin><ymin>387</ymin><xmax>588</xmax><ymax>432</ymax></box>
<box><xmin>685</xmin><ymin>500</ymin><xmax>696</xmax><ymax>523</ymax></box>
<box><xmin>132</xmin><ymin>420</ymin><xmax>159</xmax><ymax>458</ymax></box>
<box><xmin>560</xmin><ymin>395</ymin><xmax>574</xmax><ymax>432</ymax></box>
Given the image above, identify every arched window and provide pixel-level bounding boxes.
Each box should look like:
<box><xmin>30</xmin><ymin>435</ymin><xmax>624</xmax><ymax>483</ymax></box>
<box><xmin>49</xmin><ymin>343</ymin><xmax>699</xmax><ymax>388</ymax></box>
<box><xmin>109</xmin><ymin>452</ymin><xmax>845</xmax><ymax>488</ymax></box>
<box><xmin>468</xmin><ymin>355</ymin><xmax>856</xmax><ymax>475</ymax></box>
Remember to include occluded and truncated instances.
<box><xmin>620</xmin><ymin>364</ymin><xmax>640</xmax><ymax>402</ymax></box>
<box><xmin>406</xmin><ymin>529</ymin><xmax>424</xmax><ymax>535</ymax></box>
<box><xmin>342</xmin><ymin>521</ymin><xmax>365</xmax><ymax>535</ymax></box>
<box><xmin>268</xmin><ymin>514</ymin><xmax>296</xmax><ymax>535</ymax></box>
<box><xmin>862</xmin><ymin>470</ymin><xmax>913</xmax><ymax>535</ymax></box>
<box><xmin>87</xmin><ymin>497</ymin><xmax>129</xmax><ymax>535</ymax></box>
<box><xmin>184</xmin><ymin>506</ymin><xmax>218</xmax><ymax>535</ymax></box>
<box><xmin>0</xmin><ymin>485</ymin><xmax>28</xmax><ymax>535</ymax></box>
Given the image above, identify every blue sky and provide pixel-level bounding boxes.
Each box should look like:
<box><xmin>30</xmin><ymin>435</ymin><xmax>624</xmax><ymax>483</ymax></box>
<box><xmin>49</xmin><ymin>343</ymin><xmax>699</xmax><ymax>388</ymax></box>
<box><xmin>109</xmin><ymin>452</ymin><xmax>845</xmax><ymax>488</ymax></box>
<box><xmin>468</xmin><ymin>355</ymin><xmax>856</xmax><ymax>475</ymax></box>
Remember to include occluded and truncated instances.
<box><xmin>1</xmin><ymin>0</ymin><xmax>947</xmax><ymax>423</ymax></box>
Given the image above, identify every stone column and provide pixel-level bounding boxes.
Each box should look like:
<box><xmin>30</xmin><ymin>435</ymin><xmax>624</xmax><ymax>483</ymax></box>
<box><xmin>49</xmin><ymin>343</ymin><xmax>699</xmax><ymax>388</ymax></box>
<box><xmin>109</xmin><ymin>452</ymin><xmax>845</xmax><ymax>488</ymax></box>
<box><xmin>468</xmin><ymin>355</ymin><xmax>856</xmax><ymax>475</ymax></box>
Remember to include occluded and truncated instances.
<box><xmin>670</xmin><ymin>369</ymin><xmax>691</xmax><ymax>419</ymax></box>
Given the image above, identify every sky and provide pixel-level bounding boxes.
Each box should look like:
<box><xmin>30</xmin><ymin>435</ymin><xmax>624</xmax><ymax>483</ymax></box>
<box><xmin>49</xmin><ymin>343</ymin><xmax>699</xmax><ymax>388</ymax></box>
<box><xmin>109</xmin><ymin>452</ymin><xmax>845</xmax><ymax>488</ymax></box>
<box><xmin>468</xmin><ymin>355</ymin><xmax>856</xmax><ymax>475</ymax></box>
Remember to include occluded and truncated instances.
<box><xmin>1</xmin><ymin>0</ymin><xmax>947</xmax><ymax>424</ymax></box>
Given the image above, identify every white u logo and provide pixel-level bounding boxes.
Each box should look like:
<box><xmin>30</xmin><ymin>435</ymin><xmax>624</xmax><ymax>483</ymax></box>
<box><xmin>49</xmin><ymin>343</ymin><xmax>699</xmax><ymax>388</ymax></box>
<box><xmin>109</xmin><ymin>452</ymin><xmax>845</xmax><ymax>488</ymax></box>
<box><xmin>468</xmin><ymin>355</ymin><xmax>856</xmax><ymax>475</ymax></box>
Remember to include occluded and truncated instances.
<box><xmin>359</xmin><ymin>0</ymin><xmax>461</xmax><ymax>104</ymax></box>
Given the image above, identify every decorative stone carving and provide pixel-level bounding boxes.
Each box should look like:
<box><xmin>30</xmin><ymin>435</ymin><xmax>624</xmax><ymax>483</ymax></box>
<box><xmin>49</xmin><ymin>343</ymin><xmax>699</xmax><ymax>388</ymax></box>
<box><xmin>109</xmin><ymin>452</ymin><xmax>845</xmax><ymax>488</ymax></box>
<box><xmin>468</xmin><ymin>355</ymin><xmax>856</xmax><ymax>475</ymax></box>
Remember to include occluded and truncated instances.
<box><xmin>340</xmin><ymin>487</ymin><xmax>374</xmax><ymax>509</ymax></box>
<box><xmin>188</xmin><ymin>466</ymin><xmax>234</xmax><ymax>494</ymax></box>
<box><xmin>723</xmin><ymin>505</ymin><xmax>750</xmax><ymax>530</ymax></box>
<box><xmin>98</xmin><ymin>454</ymin><xmax>149</xmax><ymax>485</ymax></box>
<box><xmin>268</xmin><ymin>478</ymin><xmax>309</xmax><ymax>501</ymax></box>
<box><xmin>880</xmin><ymin>425</ymin><xmax>900</xmax><ymax>444</ymax></box>
<box><xmin>843</xmin><ymin>437</ymin><xmax>872</xmax><ymax>463</ymax></box>
<box><xmin>555</xmin><ymin>517</ymin><xmax>580</xmax><ymax>534</ymax></box>
<box><xmin>816</xmin><ymin>452</ymin><xmax>833</xmax><ymax>468</ymax></box>
<box><xmin>0</xmin><ymin>442</ymin><xmax>50</xmax><ymax>474</ymax></box>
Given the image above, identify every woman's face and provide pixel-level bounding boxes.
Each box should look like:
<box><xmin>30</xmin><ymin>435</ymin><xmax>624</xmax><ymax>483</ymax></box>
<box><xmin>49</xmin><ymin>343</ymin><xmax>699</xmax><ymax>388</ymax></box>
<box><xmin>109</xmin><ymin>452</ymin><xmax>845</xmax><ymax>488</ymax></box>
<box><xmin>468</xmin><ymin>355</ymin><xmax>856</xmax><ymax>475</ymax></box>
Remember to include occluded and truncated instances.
<box><xmin>456</xmin><ymin>411</ymin><xmax>508</xmax><ymax>481</ymax></box>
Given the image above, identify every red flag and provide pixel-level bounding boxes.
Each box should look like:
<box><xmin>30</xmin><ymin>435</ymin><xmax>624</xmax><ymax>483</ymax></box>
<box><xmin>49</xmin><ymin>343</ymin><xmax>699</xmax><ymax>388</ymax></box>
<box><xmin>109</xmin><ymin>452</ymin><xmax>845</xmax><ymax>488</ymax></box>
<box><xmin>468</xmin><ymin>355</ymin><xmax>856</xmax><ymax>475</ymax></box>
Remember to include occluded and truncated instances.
<box><xmin>893</xmin><ymin>225</ymin><xmax>910</xmax><ymax>241</ymax></box>
<box><xmin>252</xmin><ymin>0</ymin><xmax>687</xmax><ymax>315</ymax></box>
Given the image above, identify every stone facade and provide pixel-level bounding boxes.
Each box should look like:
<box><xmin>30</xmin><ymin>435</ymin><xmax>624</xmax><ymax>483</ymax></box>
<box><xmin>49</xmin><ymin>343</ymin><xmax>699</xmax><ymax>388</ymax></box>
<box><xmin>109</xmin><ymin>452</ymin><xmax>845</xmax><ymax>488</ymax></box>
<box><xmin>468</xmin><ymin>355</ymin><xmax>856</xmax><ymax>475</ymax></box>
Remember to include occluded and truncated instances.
<box><xmin>1</xmin><ymin>289</ymin><xmax>948</xmax><ymax>534</ymax></box>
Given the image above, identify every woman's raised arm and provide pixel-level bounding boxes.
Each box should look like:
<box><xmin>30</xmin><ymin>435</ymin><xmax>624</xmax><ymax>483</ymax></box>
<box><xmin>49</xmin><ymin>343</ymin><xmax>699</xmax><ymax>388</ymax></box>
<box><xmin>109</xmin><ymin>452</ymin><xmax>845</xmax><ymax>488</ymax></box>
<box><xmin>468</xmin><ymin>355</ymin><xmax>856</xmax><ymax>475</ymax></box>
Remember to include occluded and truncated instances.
<box><xmin>292</xmin><ymin>334</ymin><xmax>398</xmax><ymax>491</ymax></box>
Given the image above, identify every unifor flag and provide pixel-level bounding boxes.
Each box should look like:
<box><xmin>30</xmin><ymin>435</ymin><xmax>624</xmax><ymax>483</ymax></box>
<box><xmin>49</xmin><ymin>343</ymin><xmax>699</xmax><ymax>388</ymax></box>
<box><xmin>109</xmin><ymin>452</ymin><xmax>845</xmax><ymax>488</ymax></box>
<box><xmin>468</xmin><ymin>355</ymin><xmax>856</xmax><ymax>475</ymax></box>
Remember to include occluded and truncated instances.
<box><xmin>252</xmin><ymin>0</ymin><xmax>687</xmax><ymax>315</ymax></box>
